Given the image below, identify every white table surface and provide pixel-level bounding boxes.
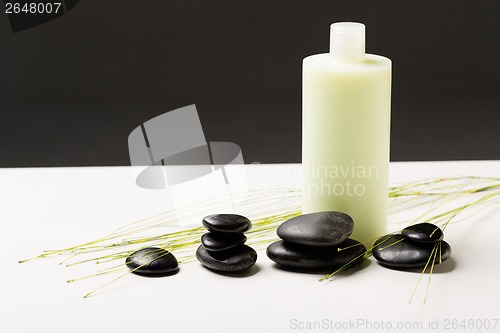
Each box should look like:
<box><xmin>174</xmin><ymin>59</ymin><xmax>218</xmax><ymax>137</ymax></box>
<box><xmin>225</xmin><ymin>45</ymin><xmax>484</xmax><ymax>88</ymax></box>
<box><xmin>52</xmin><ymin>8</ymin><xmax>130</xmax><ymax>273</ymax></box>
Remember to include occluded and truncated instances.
<box><xmin>1</xmin><ymin>161</ymin><xmax>500</xmax><ymax>333</ymax></box>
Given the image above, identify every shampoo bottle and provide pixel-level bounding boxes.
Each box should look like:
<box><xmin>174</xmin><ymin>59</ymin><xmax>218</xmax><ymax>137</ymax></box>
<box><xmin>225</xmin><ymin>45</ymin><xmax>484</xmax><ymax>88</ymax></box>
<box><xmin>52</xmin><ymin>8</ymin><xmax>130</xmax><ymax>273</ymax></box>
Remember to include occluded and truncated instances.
<box><xmin>302</xmin><ymin>22</ymin><xmax>391</xmax><ymax>243</ymax></box>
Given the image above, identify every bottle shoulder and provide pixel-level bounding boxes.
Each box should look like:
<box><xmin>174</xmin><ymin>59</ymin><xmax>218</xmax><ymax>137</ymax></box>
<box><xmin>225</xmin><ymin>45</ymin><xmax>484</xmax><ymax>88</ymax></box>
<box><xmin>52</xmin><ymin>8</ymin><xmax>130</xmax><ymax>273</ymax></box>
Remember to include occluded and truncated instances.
<box><xmin>303</xmin><ymin>53</ymin><xmax>391</xmax><ymax>72</ymax></box>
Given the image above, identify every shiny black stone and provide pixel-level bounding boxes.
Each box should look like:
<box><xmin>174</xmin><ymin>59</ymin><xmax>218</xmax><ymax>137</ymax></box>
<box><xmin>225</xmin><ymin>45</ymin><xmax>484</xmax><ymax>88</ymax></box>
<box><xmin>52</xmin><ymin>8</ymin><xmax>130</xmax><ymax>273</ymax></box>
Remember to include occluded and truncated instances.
<box><xmin>201</xmin><ymin>232</ymin><xmax>247</xmax><ymax>252</ymax></box>
<box><xmin>372</xmin><ymin>234</ymin><xmax>451</xmax><ymax>268</ymax></box>
<box><xmin>401</xmin><ymin>223</ymin><xmax>444</xmax><ymax>243</ymax></box>
<box><xmin>202</xmin><ymin>214</ymin><xmax>252</xmax><ymax>233</ymax></box>
<box><xmin>266</xmin><ymin>238</ymin><xmax>366</xmax><ymax>270</ymax></box>
<box><xmin>126</xmin><ymin>247</ymin><xmax>179</xmax><ymax>276</ymax></box>
<box><xmin>196</xmin><ymin>244</ymin><xmax>257</xmax><ymax>272</ymax></box>
<box><xmin>277</xmin><ymin>211</ymin><xmax>354</xmax><ymax>247</ymax></box>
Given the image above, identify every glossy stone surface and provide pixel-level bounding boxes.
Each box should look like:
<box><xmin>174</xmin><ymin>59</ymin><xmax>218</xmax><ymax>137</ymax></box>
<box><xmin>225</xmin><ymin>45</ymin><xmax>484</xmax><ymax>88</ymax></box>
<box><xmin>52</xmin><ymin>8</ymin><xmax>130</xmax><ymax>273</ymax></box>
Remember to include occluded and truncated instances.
<box><xmin>196</xmin><ymin>245</ymin><xmax>257</xmax><ymax>272</ymax></box>
<box><xmin>277</xmin><ymin>211</ymin><xmax>354</xmax><ymax>247</ymax></box>
<box><xmin>202</xmin><ymin>214</ymin><xmax>252</xmax><ymax>233</ymax></box>
<box><xmin>401</xmin><ymin>223</ymin><xmax>444</xmax><ymax>243</ymax></box>
<box><xmin>201</xmin><ymin>232</ymin><xmax>247</xmax><ymax>252</ymax></box>
<box><xmin>266</xmin><ymin>238</ymin><xmax>366</xmax><ymax>270</ymax></box>
<box><xmin>372</xmin><ymin>234</ymin><xmax>451</xmax><ymax>268</ymax></box>
<box><xmin>126</xmin><ymin>247</ymin><xmax>179</xmax><ymax>276</ymax></box>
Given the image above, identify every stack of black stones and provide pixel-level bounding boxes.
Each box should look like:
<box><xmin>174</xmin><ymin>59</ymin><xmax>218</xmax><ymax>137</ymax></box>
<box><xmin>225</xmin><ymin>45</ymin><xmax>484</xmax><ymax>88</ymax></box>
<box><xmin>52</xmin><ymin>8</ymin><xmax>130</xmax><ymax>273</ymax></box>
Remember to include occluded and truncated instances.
<box><xmin>196</xmin><ymin>214</ymin><xmax>258</xmax><ymax>272</ymax></box>
<box><xmin>372</xmin><ymin>222</ymin><xmax>451</xmax><ymax>269</ymax></box>
<box><xmin>266</xmin><ymin>211</ymin><xmax>366</xmax><ymax>271</ymax></box>
<box><xmin>124</xmin><ymin>216</ymin><xmax>451</xmax><ymax>277</ymax></box>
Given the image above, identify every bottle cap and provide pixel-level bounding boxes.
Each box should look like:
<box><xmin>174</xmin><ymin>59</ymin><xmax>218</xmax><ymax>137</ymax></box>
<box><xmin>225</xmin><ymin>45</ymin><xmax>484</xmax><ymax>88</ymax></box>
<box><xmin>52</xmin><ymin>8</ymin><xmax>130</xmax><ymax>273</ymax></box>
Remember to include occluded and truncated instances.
<box><xmin>330</xmin><ymin>22</ymin><xmax>365</xmax><ymax>62</ymax></box>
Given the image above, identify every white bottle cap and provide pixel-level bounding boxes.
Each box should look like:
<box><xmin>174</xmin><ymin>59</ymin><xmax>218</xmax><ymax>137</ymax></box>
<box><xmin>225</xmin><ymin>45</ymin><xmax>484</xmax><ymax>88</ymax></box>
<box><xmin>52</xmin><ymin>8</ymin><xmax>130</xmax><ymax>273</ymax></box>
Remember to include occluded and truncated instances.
<box><xmin>330</xmin><ymin>22</ymin><xmax>365</xmax><ymax>62</ymax></box>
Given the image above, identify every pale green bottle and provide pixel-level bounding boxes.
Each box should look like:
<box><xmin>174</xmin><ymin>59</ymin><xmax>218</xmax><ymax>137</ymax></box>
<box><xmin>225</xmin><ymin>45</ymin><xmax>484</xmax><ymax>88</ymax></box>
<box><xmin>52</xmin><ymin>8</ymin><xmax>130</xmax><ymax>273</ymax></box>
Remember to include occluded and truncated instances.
<box><xmin>302</xmin><ymin>22</ymin><xmax>391</xmax><ymax>243</ymax></box>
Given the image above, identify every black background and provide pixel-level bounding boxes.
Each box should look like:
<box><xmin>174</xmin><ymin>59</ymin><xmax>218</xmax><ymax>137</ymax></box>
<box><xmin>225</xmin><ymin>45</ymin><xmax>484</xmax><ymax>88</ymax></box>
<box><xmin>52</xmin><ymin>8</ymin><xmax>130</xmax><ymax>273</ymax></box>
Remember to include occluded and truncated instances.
<box><xmin>1</xmin><ymin>0</ymin><xmax>499</xmax><ymax>167</ymax></box>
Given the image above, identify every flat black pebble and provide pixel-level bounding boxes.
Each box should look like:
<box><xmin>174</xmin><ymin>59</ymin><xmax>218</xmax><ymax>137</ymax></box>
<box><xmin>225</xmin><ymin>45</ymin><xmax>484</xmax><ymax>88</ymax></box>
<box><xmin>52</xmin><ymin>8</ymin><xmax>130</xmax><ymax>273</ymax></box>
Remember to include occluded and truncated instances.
<box><xmin>401</xmin><ymin>223</ymin><xmax>444</xmax><ymax>243</ymax></box>
<box><xmin>196</xmin><ymin>244</ymin><xmax>257</xmax><ymax>272</ymax></box>
<box><xmin>126</xmin><ymin>247</ymin><xmax>179</xmax><ymax>276</ymax></box>
<box><xmin>277</xmin><ymin>211</ymin><xmax>354</xmax><ymax>247</ymax></box>
<box><xmin>372</xmin><ymin>234</ymin><xmax>451</xmax><ymax>268</ymax></box>
<box><xmin>201</xmin><ymin>232</ymin><xmax>247</xmax><ymax>251</ymax></box>
<box><xmin>202</xmin><ymin>214</ymin><xmax>252</xmax><ymax>233</ymax></box>
<box><xmin>266</xmin><ymin>238</ymin><xmax>366</xmax><ymax>270</ymax></box>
